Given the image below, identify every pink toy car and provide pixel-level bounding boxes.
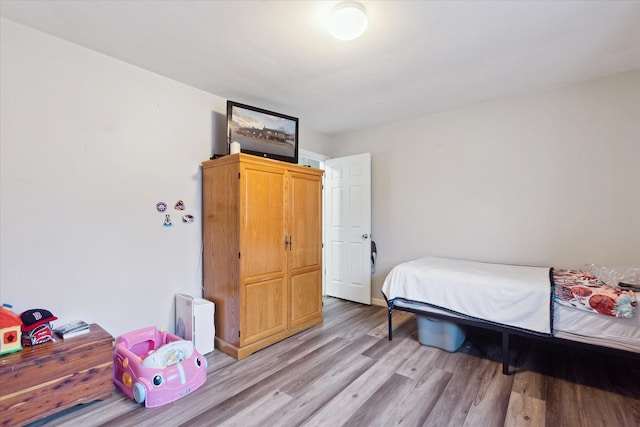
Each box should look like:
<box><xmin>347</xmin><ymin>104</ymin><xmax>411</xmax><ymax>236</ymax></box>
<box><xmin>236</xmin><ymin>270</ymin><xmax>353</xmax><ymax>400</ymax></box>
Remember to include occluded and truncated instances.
<box><xmin>113</xmin><ymin>326</ymin><xmax>207</xmax><ymax>407</ymax></box>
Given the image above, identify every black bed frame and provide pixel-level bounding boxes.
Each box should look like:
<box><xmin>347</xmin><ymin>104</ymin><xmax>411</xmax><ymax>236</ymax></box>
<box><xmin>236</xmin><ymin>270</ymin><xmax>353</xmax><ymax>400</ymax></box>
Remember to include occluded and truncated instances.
<box><xmin>384</xmin><ymin>295</ymin><xmax>640</xmax><ymax>375</ymax></box>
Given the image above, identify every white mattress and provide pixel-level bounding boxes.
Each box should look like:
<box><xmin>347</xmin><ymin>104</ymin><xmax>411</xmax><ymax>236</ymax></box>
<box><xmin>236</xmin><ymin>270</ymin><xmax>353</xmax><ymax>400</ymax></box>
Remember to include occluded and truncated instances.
<box><xmin>382</xmin><ymin>256</ymin><xmax>552</xmax><ymax>334</ymax></box>
<box><xmin>554</xmin><ymin>299</ymin><xmax>640</xmax><ymax>352</ymax></box>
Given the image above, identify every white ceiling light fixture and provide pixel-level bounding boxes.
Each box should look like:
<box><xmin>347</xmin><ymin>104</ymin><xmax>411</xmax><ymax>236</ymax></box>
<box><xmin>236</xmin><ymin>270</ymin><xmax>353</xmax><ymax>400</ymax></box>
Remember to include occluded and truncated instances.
<box><xmin>329</xmin><ymin>1</ymin><xmax>368</xmax><ymax>41</ymax></box>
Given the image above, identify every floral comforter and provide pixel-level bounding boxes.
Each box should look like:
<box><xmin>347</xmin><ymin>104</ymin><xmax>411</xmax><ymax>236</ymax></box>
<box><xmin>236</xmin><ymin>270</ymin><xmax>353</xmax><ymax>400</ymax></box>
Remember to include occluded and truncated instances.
<box><xmin>553</xmin><ymin>270</ymin><xmax>637</xmax><ymax>319</ymax></box>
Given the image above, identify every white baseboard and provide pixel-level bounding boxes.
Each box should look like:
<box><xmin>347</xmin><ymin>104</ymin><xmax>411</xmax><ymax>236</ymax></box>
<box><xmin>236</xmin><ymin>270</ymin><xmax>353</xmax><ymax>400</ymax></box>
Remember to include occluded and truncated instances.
<box><xmin>323</xmin><ymin>295</ymin><xmax>387</xmax><ymax>307</ymax></box>
<box><xmin>371</xmin><ymin>297</ymin><xmax>386</xmax><ymax>307</ymax></box>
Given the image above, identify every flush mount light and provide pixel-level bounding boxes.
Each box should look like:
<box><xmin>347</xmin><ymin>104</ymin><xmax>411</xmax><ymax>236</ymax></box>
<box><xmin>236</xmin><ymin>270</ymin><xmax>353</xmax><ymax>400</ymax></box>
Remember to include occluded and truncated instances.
<box><xmin>329</xmin><ymin>1</ymin><xmax>368</xmax><ymax>41</ymax></box>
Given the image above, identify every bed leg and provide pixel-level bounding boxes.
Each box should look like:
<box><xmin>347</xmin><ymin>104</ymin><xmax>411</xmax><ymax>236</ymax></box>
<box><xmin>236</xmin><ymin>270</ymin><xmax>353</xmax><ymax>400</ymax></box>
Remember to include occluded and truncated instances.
<box><xmin>388</xmin><ymin>307</ymin><xmax>393</xmax><ymax>341</ymax></box>
<box><xmin>502</xmin><ymin>332</ymin><xmax>512</xmax><ymax>375</ymax></box>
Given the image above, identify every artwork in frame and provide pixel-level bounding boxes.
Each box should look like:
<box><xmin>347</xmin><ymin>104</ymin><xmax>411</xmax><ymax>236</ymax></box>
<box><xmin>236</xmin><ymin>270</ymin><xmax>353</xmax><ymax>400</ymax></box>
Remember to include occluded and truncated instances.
<box><xmin>226</xmin><ymin>100</ymin><xmax>299</xmax><ymax>164</ymax></box>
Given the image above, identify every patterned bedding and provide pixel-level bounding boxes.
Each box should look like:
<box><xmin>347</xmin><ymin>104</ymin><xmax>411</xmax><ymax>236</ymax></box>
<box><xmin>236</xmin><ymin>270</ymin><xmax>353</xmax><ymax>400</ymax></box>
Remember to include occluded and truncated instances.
<box><xmin>553</xmin><ymin>269</ymin><xmax>636</xmax><ymax>319</ymax></box>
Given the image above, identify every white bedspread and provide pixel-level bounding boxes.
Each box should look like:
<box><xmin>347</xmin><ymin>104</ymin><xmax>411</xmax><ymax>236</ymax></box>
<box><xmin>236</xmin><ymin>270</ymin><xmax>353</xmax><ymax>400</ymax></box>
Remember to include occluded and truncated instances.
<box><xmin>382</xmin><ymin>256</ymin><xmax>553</xmax><ymax>334</ymax></box>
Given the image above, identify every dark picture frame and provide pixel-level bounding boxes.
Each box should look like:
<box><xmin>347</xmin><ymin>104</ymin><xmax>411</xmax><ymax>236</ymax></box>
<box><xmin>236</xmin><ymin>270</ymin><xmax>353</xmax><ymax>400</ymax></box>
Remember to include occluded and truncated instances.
<box><xmin>227</xmin><ymin>101</ymin><xmax>299</xmax><ymax>164</ymax></box>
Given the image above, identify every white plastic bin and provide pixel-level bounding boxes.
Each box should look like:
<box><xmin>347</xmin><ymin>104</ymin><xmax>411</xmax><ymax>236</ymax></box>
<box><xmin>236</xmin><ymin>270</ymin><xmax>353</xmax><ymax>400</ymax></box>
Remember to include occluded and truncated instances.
<box><xmin>416</xmin><ymin>314</ymin><xmax>466</xmax><ymax>352</ymax></box>
<box><xmin>175</xmin><ymin>294</ymin><xmax>215</xmax><ymax>355</ymax></box>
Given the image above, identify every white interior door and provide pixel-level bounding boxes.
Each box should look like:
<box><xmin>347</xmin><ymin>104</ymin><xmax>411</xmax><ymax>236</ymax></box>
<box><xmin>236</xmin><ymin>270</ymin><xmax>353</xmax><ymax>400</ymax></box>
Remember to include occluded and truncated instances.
<box><xmin>324</xmin><ymin>153</ymin><xmax>372</xmax><ymax>304</ymax></box>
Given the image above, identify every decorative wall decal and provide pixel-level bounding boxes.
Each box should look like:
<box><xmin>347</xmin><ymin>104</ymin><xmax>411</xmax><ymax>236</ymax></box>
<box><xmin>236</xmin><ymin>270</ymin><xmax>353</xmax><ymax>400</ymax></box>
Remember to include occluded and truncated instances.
<box><xmin>156</xmin><ymin>202</ymin><xmax>168</xmax><ymax>213</ymax></box>
<box><xmin>174</xmin><ymin>200</ymin><xmax>185</xmax><ymax>210</ymax></box>
<box><xmin>182</xmin><ymin>214</ymin><xmax>194</xmax><ymax>224</ymax></box>
<box><xmin>163</xmin><ymin>214</ymin><xmax>173</xmax><ymax>227</ymax></box>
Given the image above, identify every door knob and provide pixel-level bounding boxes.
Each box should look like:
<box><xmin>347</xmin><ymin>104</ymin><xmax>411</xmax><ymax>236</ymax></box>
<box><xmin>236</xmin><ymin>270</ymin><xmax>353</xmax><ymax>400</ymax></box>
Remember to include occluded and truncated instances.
<box><xmin>362</xmin><ymin>233</ymin><xmax>369</xmax><ymax>239</ymax></box>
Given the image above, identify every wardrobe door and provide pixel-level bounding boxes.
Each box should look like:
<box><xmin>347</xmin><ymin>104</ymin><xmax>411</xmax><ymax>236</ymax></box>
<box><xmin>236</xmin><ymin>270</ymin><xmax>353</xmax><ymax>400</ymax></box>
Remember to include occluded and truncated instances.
<box><xmin>239</xmin><ymin>164</ymin><xmax>287</xmax><ymax>345</ymax></box>
<box><xmin>288</xmin><ymin>171</ymin><xmax>323</xmax><ymax>327</ymax></box>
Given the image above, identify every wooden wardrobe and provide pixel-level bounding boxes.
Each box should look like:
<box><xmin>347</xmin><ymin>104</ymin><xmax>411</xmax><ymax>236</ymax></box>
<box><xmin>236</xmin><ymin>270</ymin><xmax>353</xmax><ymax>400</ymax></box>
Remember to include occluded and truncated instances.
<box><xmin>202</xmin><ymin>153</ymin><xmax>323</xmax><ymax>359</ymax></box>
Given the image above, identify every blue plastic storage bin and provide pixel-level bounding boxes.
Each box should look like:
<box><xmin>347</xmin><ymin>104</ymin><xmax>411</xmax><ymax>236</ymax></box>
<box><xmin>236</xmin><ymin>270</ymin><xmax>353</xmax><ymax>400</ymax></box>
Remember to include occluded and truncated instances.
<box><xmin>416</xmin><ymin>314</ymin><xmax>466</xmax><ymax>352</ymax></box>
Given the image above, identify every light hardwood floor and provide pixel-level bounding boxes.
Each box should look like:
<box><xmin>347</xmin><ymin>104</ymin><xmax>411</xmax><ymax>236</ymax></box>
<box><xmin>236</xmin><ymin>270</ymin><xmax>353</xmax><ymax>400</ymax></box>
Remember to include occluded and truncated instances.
<box><xmin>30</xmin><ymin>297</ymin><xmax>640</xmax><ymax>427</ymax></box>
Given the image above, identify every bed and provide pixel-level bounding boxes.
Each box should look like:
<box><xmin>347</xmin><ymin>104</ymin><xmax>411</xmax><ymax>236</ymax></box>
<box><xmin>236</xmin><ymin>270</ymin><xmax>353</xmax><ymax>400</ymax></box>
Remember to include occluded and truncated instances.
<box><xmin>381</xmin><ymin>256</ymin><xmax>640</xmax><ymax>374</ymax></box>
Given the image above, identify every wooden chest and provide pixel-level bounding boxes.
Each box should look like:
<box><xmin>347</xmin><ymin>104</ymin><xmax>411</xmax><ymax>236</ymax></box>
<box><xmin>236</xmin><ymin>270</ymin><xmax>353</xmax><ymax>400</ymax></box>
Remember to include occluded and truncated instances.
<box><xmin>0</xmin><ymin>323</ymin><xmax>114</xmax><ymax>427</ymax></box>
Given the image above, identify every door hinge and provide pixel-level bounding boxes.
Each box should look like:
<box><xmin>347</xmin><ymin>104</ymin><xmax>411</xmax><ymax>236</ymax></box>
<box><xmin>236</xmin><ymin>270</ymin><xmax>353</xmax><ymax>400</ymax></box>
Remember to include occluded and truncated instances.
<box><xmin>238</xmin><ymin>331</ymin><xmax>241</xmax><ymax>338</ymax></box>
<box><xmin>238</xmin><ymin>172</ymin><xmax>241</xmax><ymax>179</ymax></box>
<box><xmin>238</xmin><ymin>252</ymin><xmax>241</xmax><ymax>259</ymax></box>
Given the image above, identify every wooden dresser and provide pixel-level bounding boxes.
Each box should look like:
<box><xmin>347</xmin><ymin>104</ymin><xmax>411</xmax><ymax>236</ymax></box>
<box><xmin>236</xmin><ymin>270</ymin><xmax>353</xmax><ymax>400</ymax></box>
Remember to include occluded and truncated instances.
<box><xmin>202</xmin><ymin>154</ymin><xmax>324</xmax><ymax>359</ymax></box>
<box><xmin>0</xmin><ymin>323</ymin><xmax>114</xmax><ymax>427</ymax></box>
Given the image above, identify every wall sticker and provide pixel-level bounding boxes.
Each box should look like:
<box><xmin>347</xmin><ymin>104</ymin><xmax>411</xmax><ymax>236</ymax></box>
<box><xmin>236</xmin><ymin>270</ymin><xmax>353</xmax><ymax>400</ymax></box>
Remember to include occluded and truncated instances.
<box><xmin>156</xmin><ymin>202</ymin><xmax>168</xmax><ymax>213</ymax></box>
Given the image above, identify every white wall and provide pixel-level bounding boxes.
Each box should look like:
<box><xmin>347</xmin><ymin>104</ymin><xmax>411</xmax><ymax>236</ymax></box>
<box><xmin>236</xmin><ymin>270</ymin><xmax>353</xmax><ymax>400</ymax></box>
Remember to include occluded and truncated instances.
<box><xmin>0</xmin><ymin>19</ymin><xmax>329</xmax><ymax>338</ymax></box>
<box><xmin>328</xmin><ymin>70</ymin><xmax>640</xmax><ymax>303</ymax></box>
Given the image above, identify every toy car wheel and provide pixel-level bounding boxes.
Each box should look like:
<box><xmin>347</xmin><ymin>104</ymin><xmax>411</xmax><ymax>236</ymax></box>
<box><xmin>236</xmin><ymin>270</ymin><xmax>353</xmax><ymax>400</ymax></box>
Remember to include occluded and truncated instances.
<box><xmin>133</xmin><ymin>382</ymin><xmax>146</xmax><ymax>404</ymax></box>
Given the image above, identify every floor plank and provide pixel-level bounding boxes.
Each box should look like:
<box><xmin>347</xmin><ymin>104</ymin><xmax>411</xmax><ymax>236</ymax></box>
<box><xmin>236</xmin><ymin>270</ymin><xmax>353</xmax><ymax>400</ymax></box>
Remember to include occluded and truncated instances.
<box><xmin>342</xmin><ymin>373</ymin><xmax>414</xmax><ymax>427</ymax></box>
<box><xmin>380</xmin><ymin>368</ymin><xmax>453</xmax><ymax>426</ymax></box>
<box><xmin>504</xmin><ymin>391</ymin><xmax>546</xmax><ymax>427</ymax></box>
<box><xmin>301</xmin><ymin>335</ymin><xmax>415</xmax><ymax>426</ymax></box>
<box><xmin>463</xmin><ymin>360</ymin><xmax>514</xmax><ymax>426</ymax></box>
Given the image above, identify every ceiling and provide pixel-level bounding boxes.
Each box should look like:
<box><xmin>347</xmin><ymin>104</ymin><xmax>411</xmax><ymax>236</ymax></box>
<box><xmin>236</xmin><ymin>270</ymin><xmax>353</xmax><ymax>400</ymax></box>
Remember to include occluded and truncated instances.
<box><xmin>1</xmin><ymin>1</ymin><xmax>639</xmax><ymax>136</ymax></box>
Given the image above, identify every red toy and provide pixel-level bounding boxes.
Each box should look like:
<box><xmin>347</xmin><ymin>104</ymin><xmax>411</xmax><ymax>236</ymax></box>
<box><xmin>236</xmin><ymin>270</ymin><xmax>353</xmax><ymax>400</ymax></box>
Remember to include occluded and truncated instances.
<box><xmin>0</xmin><ymin>305</ymin><xmax>22</xmax><ymax>355</ymax></box>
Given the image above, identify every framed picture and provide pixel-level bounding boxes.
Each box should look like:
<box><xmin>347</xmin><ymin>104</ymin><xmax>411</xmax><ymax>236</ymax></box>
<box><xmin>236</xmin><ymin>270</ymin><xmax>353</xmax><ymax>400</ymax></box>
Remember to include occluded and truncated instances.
<box><xmin>227</xmin><ymin>101</ymin><xmax>299</xmax><ymax>164</ymax></box>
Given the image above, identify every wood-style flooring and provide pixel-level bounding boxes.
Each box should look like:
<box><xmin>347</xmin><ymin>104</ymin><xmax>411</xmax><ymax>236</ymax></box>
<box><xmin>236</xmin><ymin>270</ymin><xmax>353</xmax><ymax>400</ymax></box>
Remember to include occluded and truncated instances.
<box><xmin>30</xmin><ymin>297</ymin><xmax>640</xmax><ymax>427</ymax></box>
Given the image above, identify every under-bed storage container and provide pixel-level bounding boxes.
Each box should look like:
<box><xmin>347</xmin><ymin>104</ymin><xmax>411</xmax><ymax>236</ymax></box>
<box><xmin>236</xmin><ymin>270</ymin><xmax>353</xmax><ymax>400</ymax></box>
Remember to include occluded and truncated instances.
<box><xmin>417</xmin><ymin>314</ymin><xmax>466</xmax><ymax>352</ymax></box>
